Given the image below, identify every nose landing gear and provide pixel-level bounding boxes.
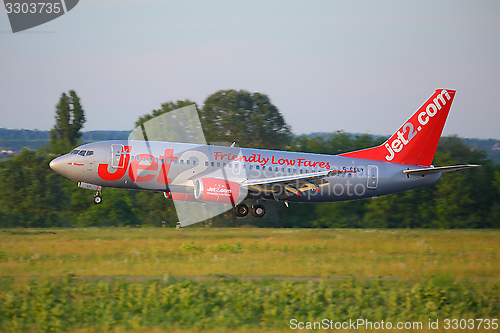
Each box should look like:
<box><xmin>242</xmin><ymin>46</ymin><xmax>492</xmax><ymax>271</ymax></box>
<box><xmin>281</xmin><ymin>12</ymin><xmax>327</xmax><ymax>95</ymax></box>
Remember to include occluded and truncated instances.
<box><xmin>93</xmin><ymin>190</ymin><xmax>102</xmax><ymax>204</ymax></box>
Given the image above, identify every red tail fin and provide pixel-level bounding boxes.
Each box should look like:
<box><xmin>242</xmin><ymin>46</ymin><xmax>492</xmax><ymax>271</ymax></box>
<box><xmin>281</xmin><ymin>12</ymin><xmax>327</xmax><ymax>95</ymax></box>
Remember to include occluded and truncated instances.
<box><xmin>339</xmin><ymin>89</ymin><xmax>456</xmax><ymax>167</ymax></box>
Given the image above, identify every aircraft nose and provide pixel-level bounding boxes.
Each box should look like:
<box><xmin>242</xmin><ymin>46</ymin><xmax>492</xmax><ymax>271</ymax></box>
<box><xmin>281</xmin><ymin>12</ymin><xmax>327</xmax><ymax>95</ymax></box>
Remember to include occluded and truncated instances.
<box><xmin>49</xmin><ymin>156</ymin><xmax>67</xmax><ymax>175</ymax></box>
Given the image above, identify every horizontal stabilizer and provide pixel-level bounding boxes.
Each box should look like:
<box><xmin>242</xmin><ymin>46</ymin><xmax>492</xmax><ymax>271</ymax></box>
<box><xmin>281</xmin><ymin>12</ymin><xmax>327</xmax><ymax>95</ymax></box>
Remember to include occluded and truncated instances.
<box><xmin>403</xmin><ymin>164</ymin><xmax>480</xmax><ymax>176</ymax></box>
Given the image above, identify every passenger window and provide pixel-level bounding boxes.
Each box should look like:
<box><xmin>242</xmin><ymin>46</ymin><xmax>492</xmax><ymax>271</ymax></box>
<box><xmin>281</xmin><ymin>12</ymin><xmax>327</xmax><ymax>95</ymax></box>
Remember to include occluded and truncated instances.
<box><xmin>234</xmin><ymin>163</ymin><xmax>238</xmax><ymax>169</ymax></box>
<box><xmin>86</xmin><ymin>151</ymin><xmax>94</xmax><ymax>156</ymax></box>
<box><xmin>174</xmin><ymin>159</ymin><xmax>178</xmax><ymax>164</ymax></box>
<box><xmin>205</xmin><ymin>161</ymin><xmax>209</xmax><ymax>166</ymax></box>
<box><xmin>211</xmin><ymin>162</ymin><xmax>214</xmax><ymax>167</ymax></box>
<box><xmin>287</xmin><ymin>168</ymin><xmax>290</xmax><ymax>173</ymax></box>
<box><xmin>186</xmin><ymin>160</ymin><xmax>190</xmax><ymax>164</ymax></box>
<box><xmin>243</xmin><ymin>165</ymin><xmax>246</xmax><ymax>169</ymax></box>
<box><xmin>217</xmin><ymin>162</ymin><xmax>220</xmax><ymax>167</ymax></box>
<box><xmin>193</xmin><ymin>160</ymin><xmax>196</xmax><ymax>165</ymax></box>
<box><xmin>228</xmin><ymin>163</ymin><xmax>232</xmax><ymax>168</ymax></box>
<box><xmin>300</xmin><ymin>169</ymin><xmax>303</xmax><ymax>174</ymax></box>
<box><xmin>293</xmin><ymin>169</ymin><xmax>297</xmax><ymax>173</ymax></box>
<box><xmin>223</xmin><ymin>163</ymin><xmax>226</xmax><ymax>167</ymax></box>
<box><xmin>268</xmin><ymin>167</ymin><xmax>272</xmax><ymax>171</ymax></box>
<box><xmin>275</xmin><ymin>167</ymin><xmax>278</xmax><ymax>172</ymax></box>
<box><xmin>78</xmin><ymin>150</ymin><xmax>86</xmax><ymax>156</ymax></box>
<box><xmin>167</xmin><ymin>158</ymin><xmax>170</xmax><ymax>163</ymax></box>
<box><xmin>256</xmin><ymin>165</ymin><xmax>260</xmax><ymax>170</ymax></box>
<box><xmin>180</xmin><ymin>160</ymin><xmax>184</xmax><ymax>164</ymax></box>
<box><xmin>161</xmin><ymin>158</ymin><xmax>165</xmax><ymax>163</ymax></box>
<box><xmin>281</xmin><ymin>168</ymin><xmax>284</xmax><ymax>172</ymax></box>
<box><xmin>305</xmin><ymin>170</ymin><xmax>308</xmax><ymax>174</ymax></box>
<box><xmin>249</xmin><ymin>165</ymin><xmax>253</xmax><ymax>170</ymax></box>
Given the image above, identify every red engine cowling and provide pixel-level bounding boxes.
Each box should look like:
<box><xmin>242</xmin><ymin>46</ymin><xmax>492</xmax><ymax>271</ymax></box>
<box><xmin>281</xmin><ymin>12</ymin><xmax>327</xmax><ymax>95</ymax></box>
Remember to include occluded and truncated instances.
<box><xmin>194</xmin><ymin>178</ymin><xmax>244</xmax><ymax>203</ymax></box>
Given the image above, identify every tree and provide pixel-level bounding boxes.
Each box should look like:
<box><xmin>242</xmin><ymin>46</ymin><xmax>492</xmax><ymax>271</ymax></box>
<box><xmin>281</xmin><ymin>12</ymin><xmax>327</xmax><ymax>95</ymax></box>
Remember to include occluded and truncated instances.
<box><xmin>134</xmin><ymin>100</ymin><xmax>202</xmax><ymax>144</ymax></box>
<box><xmin>290</xmin><ymin>131</ymin><xmax>385</xmax><ymax>155</ymax></box>
<box><xmin>431</xmin><ymin>136</ymin><xmax>495</xmax><ymax>228</ymax></box>
<box><xmin>50</xmin><ymin>90</ymin><xmax>86</xmax><ymax>154</ymax></box>
<box><xmin>0</xmin><ymin>149</ymin><xmax>69</xmax><ymax>227</ymax></box>
<box><xmin>489</xmin><ymin>166</ymin><xmax>500</xmax><ymax>228</ymax></box>
<box><xmin>74</xmin><ymin>188</ymin><xmax>141</xmax><ymax>227</ymax></box>
<box><xmin>200</xmin><ymin>90</ymin><xmax>292</xmax><ymax>150</ymax></box>
<box><xmin>135</xmin><ymin>100</ymin><xmax>199</xmax><ymax>129</ymax></box>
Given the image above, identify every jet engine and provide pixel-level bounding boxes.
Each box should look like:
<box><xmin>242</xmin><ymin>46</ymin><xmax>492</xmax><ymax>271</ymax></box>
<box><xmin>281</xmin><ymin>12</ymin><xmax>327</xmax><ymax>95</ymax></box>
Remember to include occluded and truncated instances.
<box><xmin>194</xmin><ymin>178</ymin><xmax>245</xmax><ymax>203</ymax></box>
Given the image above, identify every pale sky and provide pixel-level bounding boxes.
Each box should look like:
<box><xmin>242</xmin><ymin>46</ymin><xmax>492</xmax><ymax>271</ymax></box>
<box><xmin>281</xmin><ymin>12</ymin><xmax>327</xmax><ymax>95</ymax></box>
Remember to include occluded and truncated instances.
<box><xmin>1</xmin><ymin>0</ymin><xmax>499</xmax><ymax>139</ymax></box>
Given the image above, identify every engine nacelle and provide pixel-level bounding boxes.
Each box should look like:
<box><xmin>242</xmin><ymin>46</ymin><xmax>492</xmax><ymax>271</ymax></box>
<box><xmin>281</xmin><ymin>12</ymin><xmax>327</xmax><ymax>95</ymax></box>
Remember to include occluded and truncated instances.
<box><xmin>194</xmin><ymin>178</ymin><xmax>244</xmax><ymax>203</ymax></box>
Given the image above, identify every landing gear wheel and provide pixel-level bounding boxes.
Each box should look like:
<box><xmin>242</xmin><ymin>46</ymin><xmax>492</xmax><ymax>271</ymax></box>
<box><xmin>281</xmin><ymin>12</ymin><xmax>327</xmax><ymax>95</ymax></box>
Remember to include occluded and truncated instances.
<box><xmin>93</xmin><ymin>195</ymin><xmax>102</xmax><ymax>204</ymax></box>
<box><xmin>251</xmin><ymin>204</ymin><xmax>266</xmax><ymax>218</ymax></box>
<box><xmin>233</xmin><ymin>203</ymin><xmax>249</xmax><ymax>217</ymax></box>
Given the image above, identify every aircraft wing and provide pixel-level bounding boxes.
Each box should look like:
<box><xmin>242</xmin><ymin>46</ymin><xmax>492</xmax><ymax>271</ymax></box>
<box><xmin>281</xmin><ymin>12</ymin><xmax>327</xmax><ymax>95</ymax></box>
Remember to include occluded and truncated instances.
<box><xmin>239</xmin><ymin>169</ymin><xmax>354</xmax><ymax>197</ymax></box>
<box><xmin>403</xmin><ymin>164</ymin><xmax>480</xmax><ymax>176</ymax></box>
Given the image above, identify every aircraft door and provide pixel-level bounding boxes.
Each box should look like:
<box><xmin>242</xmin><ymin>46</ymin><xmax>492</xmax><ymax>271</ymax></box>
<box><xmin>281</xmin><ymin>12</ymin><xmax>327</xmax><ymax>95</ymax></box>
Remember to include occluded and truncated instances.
<box><xmin>111</xmin><ymin>144</ymin><xmax>124</xmax><ymax>168</ymax></box>
<box><xmin>232</xmin><ymin>162</ymin><xmax>241</xmax><ymax>175</ymax></box>
<box><xmin>367</xmin><ymin>165</ymin><xmax>378</xmax><ymax>189</ymax></box>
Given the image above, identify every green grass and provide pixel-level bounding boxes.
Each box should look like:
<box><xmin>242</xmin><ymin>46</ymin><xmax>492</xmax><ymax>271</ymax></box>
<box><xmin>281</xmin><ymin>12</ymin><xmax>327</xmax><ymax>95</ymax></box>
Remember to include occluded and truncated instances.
<box><xmin>0</xmin><ymin>275</ymin><xmax>498</xmax><ymax>332</ymax></box>
<box><xmin>1</xmin><ymin>228</ymin><xmax>499</xmax><ymax>332</ymax></box>
<box><xmin>0</xmin><ymin>228</ymin><xmax>499</xmax><ymax>279</ymax></box>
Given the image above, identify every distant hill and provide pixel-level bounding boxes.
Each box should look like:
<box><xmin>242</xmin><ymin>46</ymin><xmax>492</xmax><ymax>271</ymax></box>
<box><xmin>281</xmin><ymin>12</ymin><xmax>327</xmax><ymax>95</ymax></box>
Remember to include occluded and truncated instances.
<box><xmin>0</xmin><ymin>128</ymin><xmax>130</xmax><ymax>153</ymax></box>
<box><xmin>1</xmin><ymin>128</ymin><xmax>499</xmax><ymax>163</ymax></box>
<box><xmin>463</xmin><ymin>138</ymin><xmax>500</xmax><ymax>164</ymax></box>
<box><xmin>308</xmin><ymin>131</ymin><xmax>388</xmax><ymax>140</ymax></box>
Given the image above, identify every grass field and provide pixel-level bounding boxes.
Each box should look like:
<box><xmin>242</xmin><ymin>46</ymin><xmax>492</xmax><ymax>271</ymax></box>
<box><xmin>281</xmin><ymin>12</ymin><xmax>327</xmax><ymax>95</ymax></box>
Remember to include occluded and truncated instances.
<box><xmin>1</xmin><ymin>228</ymin><xmax>499</xmax><ymax>279</ymax></box>
<box><xmin>0</xmin><ymin>228</ymin><xmax>499</xmax><ymax>332</ymax></box>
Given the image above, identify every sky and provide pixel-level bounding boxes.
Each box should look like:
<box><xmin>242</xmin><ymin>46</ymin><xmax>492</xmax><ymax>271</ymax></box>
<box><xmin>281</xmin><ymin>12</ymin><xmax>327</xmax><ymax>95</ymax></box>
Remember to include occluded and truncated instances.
<box><xmin>1</xmin><ymin>0</ymin><xmax>499</xmax><ymax>139</ymax></box>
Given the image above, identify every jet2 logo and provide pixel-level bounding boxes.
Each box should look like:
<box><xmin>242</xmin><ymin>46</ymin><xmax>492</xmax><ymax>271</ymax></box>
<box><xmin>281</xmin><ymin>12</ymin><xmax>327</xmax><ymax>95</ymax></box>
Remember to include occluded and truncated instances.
<box><xmin>385</xmin><ymin>89</ymin><xmax>451</xmax><ymax>161</ymax></box>
<box><xmin>3</xmin><ymin>0</ymin><xmax>79</xmax><ymax>33</ymax></box>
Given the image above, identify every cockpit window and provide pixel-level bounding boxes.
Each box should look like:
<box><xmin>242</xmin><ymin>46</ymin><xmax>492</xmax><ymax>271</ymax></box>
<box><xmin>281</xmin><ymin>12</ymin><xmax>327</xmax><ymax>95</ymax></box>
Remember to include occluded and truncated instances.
<box><xmin>86</xmin><ymin>151</ymin><xmax>94</xmax><ymax>156</ymax></box>
<box><xmin>78</xmin><ymin>150</ymin><xmax>87</xmax><ymax>156</ymax></box>
<box><xmin>70</xmin><ymin>150</ymin><xmax>79</xmax><ymax>155</ymax></box>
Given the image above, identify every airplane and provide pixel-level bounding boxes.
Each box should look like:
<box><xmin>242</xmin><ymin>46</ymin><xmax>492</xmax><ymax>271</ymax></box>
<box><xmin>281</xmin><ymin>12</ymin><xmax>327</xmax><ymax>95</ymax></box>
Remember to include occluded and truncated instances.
<box><xmin>49</xmin><ymin>89</ymin><xmax>478</xmax><ymax>222</ymax></box>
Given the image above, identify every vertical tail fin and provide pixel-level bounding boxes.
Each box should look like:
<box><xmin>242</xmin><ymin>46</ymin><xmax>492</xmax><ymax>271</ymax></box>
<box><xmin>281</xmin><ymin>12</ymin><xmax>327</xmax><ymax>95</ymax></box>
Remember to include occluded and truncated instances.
<box><xmin>339</xmin><ymin>89</ymin><xmax>456</xmax><ymax>167</ymax></box>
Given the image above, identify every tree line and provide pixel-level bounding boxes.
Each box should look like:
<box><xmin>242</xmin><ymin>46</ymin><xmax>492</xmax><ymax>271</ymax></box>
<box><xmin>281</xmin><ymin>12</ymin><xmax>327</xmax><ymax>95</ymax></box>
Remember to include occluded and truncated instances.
<box><xmin>0</xmin><ymin>90</ymin><xmax>499</xmax><ymax>228</ymax></box>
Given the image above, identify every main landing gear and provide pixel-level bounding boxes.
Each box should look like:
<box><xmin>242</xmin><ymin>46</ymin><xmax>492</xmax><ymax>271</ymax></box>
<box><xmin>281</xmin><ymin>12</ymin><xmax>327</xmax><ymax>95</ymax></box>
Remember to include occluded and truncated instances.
<box><xmin>233</xmin><ymin>203</ymin><xmax>249</xmax><ymax>217</ymax></box>
<box><xmin>251</xmin><ymin>204</ymin><xmax>265</xmax><ymax>218</ymax></box>
<box><xmin>233</xmin><ymin>203</ymin><xmax>266</xmax><ymax>218</ymax></box>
